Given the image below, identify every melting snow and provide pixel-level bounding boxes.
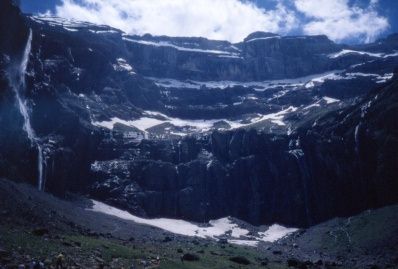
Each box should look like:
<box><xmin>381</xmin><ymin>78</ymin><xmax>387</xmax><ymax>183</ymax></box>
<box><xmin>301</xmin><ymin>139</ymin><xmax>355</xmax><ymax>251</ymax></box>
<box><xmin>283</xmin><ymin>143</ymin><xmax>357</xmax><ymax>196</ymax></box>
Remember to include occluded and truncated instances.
<box><xmin>89</xmin><ymin>29</ymin><xmax>119</xmax><ymax>34</ymax></box>
<box><xmin>91</xmin><ymin>106</ymin><xmax>297</xmax><ymax>132</ymax></box>
<box><xmin>303</xmin><ymin>103</ymin><xmax>321</xmax><ymax>110</ymax></box>
<box><xmin>123</xmin><ymin>37</ymin><xmax>239</xmax><ymax>56</ymax></box>
<box><xmin>64</xmin><ymin>27</ymin><xmax>78</xmax><ymax>32</ymax></box>
<box><xmin>248</xmin><ymin>106</ymin><xmax>297</xmax><ymax>126</ymax></box>
<box><xmin>113</xmin><ymin>58</ymin><xmax>135</xmax><ymax>74</ymax></box>
<box><xmin>31</xmin><ymin>16</ymin><xmax>97</xmax><ymax>31</ymax></box>
<box><xmin>87</xmin><ymin>200</ymin><xmax>297</xmax><ymax>246</ymax></box>
<box><xmin>148</xmin><ymin>70</ymin><xmax>342</xmax><ymax>91</ymax></box>
<box><xmin>304</xmin><ymin>72</ymin><xmax>394</xmax><ymax>88</ymax></box>
<box><xmin>245</xmin><ymin>36</ymin><xmax>281</xmax><ymax>43</ymax></box>
<box><xmin>228</xmin><ymin>240</ymin><xmax>259</xmax><ymax>247</ymax></box>
<box><xmin>258</xmin><ymin>224</ymin><xmax>298</xmax><ymax>243</ymax></box>
<box><xmin>92</xmin><ymin>117</ymin><xmax>164</xmax><ymax>131</ymax></box>
<box><xmin>305</xmin><ymin>72</ymin><xmax>345</xmax><ymax>88</ymax></box>
<box><xmin>31</xmin><ymin>16</ymin><xmax>122</xmax><ymax>35</ymax></box>
<box><xmin>323</xmin><ymin>97</ymin><xmax>340</xmax><ymax>104</ymax></box>
<box><xmin>375</xmin><ymin>73</ymin><xmax>394</xmax><ymax>83</ymax></box>
<box><xmin>328</xmin><ymin>49</ymin><xmax>398</xmax><ymax>59</ymax></box>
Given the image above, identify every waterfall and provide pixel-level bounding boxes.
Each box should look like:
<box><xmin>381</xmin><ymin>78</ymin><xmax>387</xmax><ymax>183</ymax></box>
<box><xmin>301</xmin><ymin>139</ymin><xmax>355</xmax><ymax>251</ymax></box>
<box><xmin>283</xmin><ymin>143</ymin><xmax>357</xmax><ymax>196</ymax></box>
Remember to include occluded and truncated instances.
<box><xmin>9</xmin><ymin>29</ymin><xmax>46</xmax><ymax>191</ymax></box>
<box><xmin>177</xmin><ymin>140</ymin><xmax>182</xmax><ymax>163</ymax></box>
<box><xmin>354</xmin><ymin>123</ymin><xmax>361</xmax><ymax>155</ymax></box>
<box><xmin>15</xmin><ymin>93</ymin><xmax>35</xmax><ymax>143</ymax></box>
<box><xmin>289</xmin><ymin>149</ymin><xmax>312</xmax><ymax>225</ymax></box>
<box><xmin>14</xmin><ymin>29</ymin><xmax>35</xmax><ymax>144</ymax></box>
<box><xmin>37</xmin><ymin>145</ymin><xmax>46</xmax><ymax>191</ymax></box>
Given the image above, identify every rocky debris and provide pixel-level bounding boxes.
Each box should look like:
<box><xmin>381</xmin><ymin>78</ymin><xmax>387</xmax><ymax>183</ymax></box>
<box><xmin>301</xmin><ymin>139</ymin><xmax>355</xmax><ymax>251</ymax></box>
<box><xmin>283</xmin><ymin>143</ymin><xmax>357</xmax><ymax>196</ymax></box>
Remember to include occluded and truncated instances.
<box><xmin>287</xmin><ymin>258</ymin><xmax>310</xmax><ymax>268</ymax></box>
<box><xmin>182</xmin><ymin>253</ymin><xmax>200</xmax><ymax>261</ymax></box>
<box><xmin>272</xmin><ymin>250</ymin><xmax>282</xmax><ymax>255</ymax></box>
<box><xmin>0</xmin><ymin>248</ymin><xmax>9</xmax><ymax>257</ymax></box>
<box><xmin>162</xmin><ymin>236</ymin><xmax>172</xmax><ymax>242</ymax></box>
<box><xmin>31</xmin><ymin>228</ymin><xmax>49</xmax><ymax>236</ymax></box>
<box><xmin>0</xmin><ymin>248</ymin><xmax>11</xmax><ymax>265</ymax></box>
<box><xmin>229</xmin><ymin>256</ymin><xmax>251</xmax><ymax>265</ymax></box>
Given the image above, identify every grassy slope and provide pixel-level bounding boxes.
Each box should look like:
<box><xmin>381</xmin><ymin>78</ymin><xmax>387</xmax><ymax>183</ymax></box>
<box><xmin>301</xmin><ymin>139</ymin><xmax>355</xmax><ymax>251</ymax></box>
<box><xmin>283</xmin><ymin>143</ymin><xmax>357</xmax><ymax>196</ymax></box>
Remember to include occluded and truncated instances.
<box><xmin>0</xmin><ymin>223</ymin><xmax>287</xmax><ymax>268</ymax></box>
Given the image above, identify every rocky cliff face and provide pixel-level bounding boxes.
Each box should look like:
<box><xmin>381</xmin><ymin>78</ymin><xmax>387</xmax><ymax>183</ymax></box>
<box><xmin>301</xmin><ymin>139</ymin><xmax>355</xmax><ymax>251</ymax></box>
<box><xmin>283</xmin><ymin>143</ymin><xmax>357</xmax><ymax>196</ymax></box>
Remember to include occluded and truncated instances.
<box><xmin>0</xmin><ymin>0</ymin><xmax>38</xmax><ymax>186</ymax></box>
<box><xmin>90</xmin><ymin>77</ymin><xmax>398</xmax><ymax>227</ymax></box>
<box><xmin>122</xmin><ymin>31</ymin><xmax>386</xmax><ymax>81</ymax></box>
<box><xmin>1</xmin><ymin>0</ymin><xmax>397</xmax><ymax>227</ymax></box>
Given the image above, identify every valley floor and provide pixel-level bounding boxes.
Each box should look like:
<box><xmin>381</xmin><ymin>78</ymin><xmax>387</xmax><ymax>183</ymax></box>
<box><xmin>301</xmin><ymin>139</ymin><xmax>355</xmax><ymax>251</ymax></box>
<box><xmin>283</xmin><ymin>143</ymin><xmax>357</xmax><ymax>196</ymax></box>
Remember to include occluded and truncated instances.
<box><xmin>0</xmin><ymin>179</ymin><xmax>397</xmax><ymax>269</ymax></box>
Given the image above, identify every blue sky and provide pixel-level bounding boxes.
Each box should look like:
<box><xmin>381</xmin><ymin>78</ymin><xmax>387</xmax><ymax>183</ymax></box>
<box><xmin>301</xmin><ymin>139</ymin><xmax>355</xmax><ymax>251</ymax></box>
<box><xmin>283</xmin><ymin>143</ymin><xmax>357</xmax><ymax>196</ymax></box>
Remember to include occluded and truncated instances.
<box><xmin>20</xmin><ymin>0</ymin><xmax>398</xmax><ymax>44</ymax></box>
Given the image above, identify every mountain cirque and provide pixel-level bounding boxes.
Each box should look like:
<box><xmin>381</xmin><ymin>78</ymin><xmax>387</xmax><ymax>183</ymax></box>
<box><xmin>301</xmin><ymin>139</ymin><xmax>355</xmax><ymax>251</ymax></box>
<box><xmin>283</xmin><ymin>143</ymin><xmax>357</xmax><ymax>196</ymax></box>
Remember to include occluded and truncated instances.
<box><xmin>1</xmin><ymin>0</ymin><xmax>398</xmax><ymax>230</ymax></box>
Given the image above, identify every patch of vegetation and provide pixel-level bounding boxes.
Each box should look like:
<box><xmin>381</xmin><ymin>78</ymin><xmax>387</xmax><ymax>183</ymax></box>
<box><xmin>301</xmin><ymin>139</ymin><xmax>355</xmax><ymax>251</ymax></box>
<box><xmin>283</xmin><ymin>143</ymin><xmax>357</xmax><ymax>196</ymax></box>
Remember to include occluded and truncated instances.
<box><xmin>0</xmin><ymin>223</ymin><xmax>290</xmax><ymax>268</ymax></box>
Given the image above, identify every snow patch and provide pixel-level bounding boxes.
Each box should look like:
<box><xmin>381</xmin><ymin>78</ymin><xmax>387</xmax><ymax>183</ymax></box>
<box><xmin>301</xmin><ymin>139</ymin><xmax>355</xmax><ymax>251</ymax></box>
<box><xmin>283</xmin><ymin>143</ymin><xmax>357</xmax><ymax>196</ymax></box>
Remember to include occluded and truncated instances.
<box><xmin>92</xmin><ymin>107</ymin><xmax>297</xmax><ymax>133</ymax></box>
<box><xmin>303</xmin><ymin>103</ymin><xmax>321</xmax><ymax>110</ymax></box>
<box><xmin>375</xmin><ymin>73</ymin><xmax>394</xmax><ymax>83</ymax></box>
<box><xmin>323</xmin><ymin>97</ymin><xmax>340</xmax><ymax>104</ymax></box>
<box><xmin>92</xmin><ymin>117</ymin><xmax>163</xmax><ymax>132</ymax></box>
<box><xmin>245</xmin><ymin>36</ymin><xmax>281</xmax><ymax>43</ymax></box>
<box><xmin>113</xmin><ymin>58</ymin><xmax>136</xmax><ymax>74</ymax></box>
<box><xmin>64</xmin><ymin>27</ymin><xmax>78</xmax><ymax>32</ymax></box>
<box><xmin>258</xmin><ymin>224</ymin><xmax>298</xmax><ymax>243</ymax></box>
<box><xmin>87</xmin><ymin>200</ymin><xmax>297</xmax><ymax>245</ymax></box>
<box><xmin>328</xmin><ymin>49</ymin><xmax>398</xmax><ymax>59</ymax></box>
<box><xmin>149</xmin><ymin>70</ymin><xmax>342</xmax><ymax>91</ymax></box>
<box><xmin>89</xmin><ymin>29</ymin><xmax>119</xmax><ymax>34</ymax></box>
<box><xmin>123</xmin><ymin>37</ymin><xmax>239</xmax><ymax>56</ymax></box>
<box><xmin>228</xmin><ymin>239</ymin><xmax>259</xmax><ymax>247</ymax></box>
<box><xmin>305</xmin><ymin>72</ymin><xmax>345</xmax><ymax>88</ymax></box>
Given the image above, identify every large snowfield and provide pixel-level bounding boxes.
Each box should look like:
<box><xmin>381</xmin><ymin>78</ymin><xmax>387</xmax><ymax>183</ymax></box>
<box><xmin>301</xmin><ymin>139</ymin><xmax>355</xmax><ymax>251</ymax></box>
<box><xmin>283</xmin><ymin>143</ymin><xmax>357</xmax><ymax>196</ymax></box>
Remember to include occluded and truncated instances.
<box><xmin>88</xmin><ymin>200</ymin><xmax>298</xmax><ymax>246</ymax></box>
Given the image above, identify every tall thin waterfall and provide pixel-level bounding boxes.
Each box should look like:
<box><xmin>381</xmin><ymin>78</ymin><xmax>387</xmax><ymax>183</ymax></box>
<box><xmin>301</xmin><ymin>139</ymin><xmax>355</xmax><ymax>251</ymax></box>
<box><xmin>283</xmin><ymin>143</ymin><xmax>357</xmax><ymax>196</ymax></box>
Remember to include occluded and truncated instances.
<box><xmin>9</xmin><ymin>29</ymin><xmax>46</xmax><ymax>191</ymax></box>
<box><xmin>15</xmin><ymin>30</ymin><xmax>35</xmax><ymax>143</ymax></box>
<box><xmin>38</xmin><ymin>144</ymin><xmax>45</xmax><ymax>191</ymax></box>
<box><xmin>289</xmin><ymin>149</ymin><xmax>312</xmax><ymax>225</ymax></box>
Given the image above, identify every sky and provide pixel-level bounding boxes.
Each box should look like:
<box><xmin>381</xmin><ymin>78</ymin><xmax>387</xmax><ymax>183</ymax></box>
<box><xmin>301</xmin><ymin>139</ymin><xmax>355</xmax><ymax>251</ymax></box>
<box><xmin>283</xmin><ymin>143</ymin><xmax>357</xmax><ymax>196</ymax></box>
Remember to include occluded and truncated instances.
<box><xmin>20</xmin><ymin>0</ymin><xmax>398</xmax><ymax>44</ymax></box>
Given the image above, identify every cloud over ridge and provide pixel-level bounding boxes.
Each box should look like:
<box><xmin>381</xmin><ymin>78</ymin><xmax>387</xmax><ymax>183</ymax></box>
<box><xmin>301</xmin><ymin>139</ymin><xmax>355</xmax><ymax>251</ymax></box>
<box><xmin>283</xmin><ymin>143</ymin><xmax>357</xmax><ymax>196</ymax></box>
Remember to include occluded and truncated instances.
<box><xmin>54</xmin><ymin>0</ymin><xmax>297</xmax><ymax>43</ymax></box>
<box><xmin>52</xmin><ymin>0</ymin><xmax>389</xmax><ymax>43</ymax></box>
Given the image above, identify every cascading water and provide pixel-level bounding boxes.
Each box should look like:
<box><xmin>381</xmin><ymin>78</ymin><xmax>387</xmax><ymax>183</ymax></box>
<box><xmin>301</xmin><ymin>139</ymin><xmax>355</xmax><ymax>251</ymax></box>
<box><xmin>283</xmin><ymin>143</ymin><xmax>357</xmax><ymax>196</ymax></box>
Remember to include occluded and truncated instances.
<box><xmin>37</xmin><ymin>145</ymin><xmax>46</xmax><ymax>191</ymax></box>
<box><xmin>289</xmin><ymin>149</ymin><xmax>312</xmax><ymax>225</ymax></box>
<box><xmin>14</xmin><ymin>30</ymin><xmax>35</xmax><ymax>143</ymax></box>
<box><xmin>9</xmin><ymin>29</ymin><xmax>46</xmax><ymax>191</ymax></box>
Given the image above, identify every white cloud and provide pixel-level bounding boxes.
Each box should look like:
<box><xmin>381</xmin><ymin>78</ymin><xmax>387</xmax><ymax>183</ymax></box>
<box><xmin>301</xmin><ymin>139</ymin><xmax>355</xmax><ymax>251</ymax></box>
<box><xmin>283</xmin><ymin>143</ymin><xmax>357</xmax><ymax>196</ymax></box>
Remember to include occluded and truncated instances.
<box><xmin>294</xmin><ymin>0</ymin><xmax>389</xmax><ymax>43</ymax></box>
<box><xmin>51</xmin><ymin>0</ymin><xmax>389</xmax><ymax>43</ymax></box>
<box><xmin>53</xmin><ymin>0</ymin><xmax>298</xmax><ymax>43</ymax></box>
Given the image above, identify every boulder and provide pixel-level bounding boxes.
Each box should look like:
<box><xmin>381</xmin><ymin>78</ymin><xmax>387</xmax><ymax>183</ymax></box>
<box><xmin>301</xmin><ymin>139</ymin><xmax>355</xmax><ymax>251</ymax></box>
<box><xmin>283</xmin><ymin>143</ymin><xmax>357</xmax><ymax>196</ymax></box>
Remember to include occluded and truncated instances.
<box><xmin>182</xmin><ymin>253</ymin><xmax>200</xmax><ymax>261</ymax></box>
<box><xmin>229</xmin><ymin>256</ymin><xmax>251</xmax><ymax>265</ymax></box>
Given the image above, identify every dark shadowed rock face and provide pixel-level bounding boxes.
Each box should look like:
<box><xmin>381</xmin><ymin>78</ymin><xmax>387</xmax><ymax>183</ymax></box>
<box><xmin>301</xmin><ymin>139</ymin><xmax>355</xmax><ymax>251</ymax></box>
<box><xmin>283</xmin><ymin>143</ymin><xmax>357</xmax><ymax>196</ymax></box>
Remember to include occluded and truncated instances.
<box><xmin>89</xmin><ymin>78</ymin><xmax>398</xmax><ymax>227</ymax></box>
<box><xmin>0</xmin><ymin>0</ymin><xmax>37</xmax><ymax>186</ymax></box>
<box><xmin>0</xmin><ymin>0</ymin><xmax>397</xmax><ymax>227</ymax></box>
